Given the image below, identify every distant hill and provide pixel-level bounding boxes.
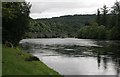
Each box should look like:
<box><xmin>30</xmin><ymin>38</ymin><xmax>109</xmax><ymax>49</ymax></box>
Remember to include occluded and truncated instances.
<box><xmin>37</xmin><ymin>14</ymin><xmax>96</xmax><ymax>27</ymax></box>
<box><xmin>28</xmin><ymin>14</ymin><xmax>96</xmax><ymax>38</ymax></box>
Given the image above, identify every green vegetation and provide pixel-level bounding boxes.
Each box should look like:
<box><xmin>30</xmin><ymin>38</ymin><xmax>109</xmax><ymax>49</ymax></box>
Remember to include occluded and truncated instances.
<box><xmin>2</xmin><ymin>1</ymin><xmax>120</xmax><ymax>76</ymax></box>
<box><xmin>27</xmin><ymin>15</ymin><xmax>96</xmax><ymax>38</ymax></box>
<box><xmin>2</xmin><ymin>2</ymin><xmax>62</xmax><ymax>76</ymax></box>
<box><xmin>77</xmin><ymin>1</ymin><xmax>120</xmax><ymax>40</ymax></box>
<box><xmin>26</xmin><ymin>1</ymin><xmax>120</xmax><ymax>40</ymax></box>
<box><xmin>77</xmin><ymin>23</ymin><xmax>106</xmax><ymax>39</ymax></box>
<box><xmin>2</xmin><ymin>1</ymin><xmax>120</xmax><ymax>46</ymax></box>
<box><xmin>2</xmin><ymin>2</ymin><xmax>31</xmax><ymax>46</ymax></box>
<box><xmin>2</xmin><ymin>46</ymin><xmax>60</xmax><ymax>75</ymax></box>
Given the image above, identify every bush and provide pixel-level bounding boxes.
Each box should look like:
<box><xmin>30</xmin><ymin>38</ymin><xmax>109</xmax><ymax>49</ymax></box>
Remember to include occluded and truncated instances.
<box><xmin>106</xmin><ymin>27</ymin><xmax>120</xmax><ymax>40</ymax></box>
<box><xmin>78</xmin><ymin>25</ymin><xmax>106</xmax><ymax>39</ymax></box>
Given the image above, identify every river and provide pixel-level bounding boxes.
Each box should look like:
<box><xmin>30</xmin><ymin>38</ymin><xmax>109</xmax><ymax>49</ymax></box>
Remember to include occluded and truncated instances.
<box><xmin>20</xmin><ymin>38</ymin><xmax>120</xmax><ymax>76</ymax></box>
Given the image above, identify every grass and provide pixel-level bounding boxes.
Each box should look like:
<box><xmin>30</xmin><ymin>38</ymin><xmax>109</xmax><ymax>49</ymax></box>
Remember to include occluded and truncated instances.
<box><xmin>2</xmin><ymin>45</ymin><xmax>61</xmax><ymax>76</ymax></box>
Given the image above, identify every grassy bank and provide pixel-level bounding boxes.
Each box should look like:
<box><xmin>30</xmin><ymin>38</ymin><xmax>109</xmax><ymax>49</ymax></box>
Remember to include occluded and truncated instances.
<box><xmin>2</xmin><ymin>45</ymin><xmax>60</xmax><ymax>76</ymax></box>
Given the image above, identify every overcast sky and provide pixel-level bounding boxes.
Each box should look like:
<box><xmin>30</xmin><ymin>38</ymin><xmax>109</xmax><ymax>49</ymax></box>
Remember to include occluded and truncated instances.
<box><xmin>26</xmin><ymin>0</ymin><xmax>117</xmax><ymax>19</ymax></box>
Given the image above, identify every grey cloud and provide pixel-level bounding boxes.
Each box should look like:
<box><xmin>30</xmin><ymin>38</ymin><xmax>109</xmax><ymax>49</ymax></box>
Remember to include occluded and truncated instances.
<box><xmin>28</xmin><ymin>0</ymin><xmax>115</xmax><ymax>19</ymax></box>
<box><xmin>30</xmin><ymin>2</ymin><xmax>99</xmax><ymax>13</ymax></box>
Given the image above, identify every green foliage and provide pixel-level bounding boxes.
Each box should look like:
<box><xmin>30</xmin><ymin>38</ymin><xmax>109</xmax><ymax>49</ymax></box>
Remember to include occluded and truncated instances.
<box><xmin>27</xmin><ymin>0</ymin><xmax>120</xmax><ymax>40</ymax></box>
<box><xmin>28</xmin><ymin>14</ymin><xmax>96</xmax><ymax>38</ymax></box>
<box><xmin>111</xmin><ymin>1</ymin><xmax>120</xmax><ymax>27</ymax></box>
<box><xmin>101</xmin><ymin>5</ymin><xmax>109</xmax><ymax>27</ymax></box>
<box><xmin>106</xmin><ymin>27</ymin><xmax>120</xmax><ymax>40</ymax></box>
<box><xmin>78</xmin><ymin>24</ymin><xmax>106</xmax><ymax>39</ymax></box>
<box><xmin>97</xmin><ymin>25</ymin><xmax>106</xmax><ymax>39</ymax></box>
<box><xmin>2</xmin><ymin>2</ymin><xmax>31</xmax><ymax>46</ymax></box>
<box><xmin>77</xmin><ymin>1</ymin><xmax>120</xmax><ymax>40</ymax></box>
<box><xmin>27</xmin><ymin>1</ymin><xmax>120</xmax><ymax>40</ymax></box>
<box><xmin>96</xmin><ymin>9</ymin><xmax>101</xmax><ymax>26</ymax></box>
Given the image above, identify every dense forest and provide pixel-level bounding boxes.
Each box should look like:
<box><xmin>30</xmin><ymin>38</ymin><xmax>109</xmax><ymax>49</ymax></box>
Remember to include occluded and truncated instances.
<box><xmin>27</xmin><ymin>14</ymin><xmax>96</xmax><ymax>38</ymax></box>
<box><xmin>2</xmin><ymin>1</ymin><xmax>120</xmax><ymax>46</ymax></box>
<box><xmin>78</xmin><ymin>3</ymin><xmax>120</xmax><ymax>40</ymax></box>
<box><xmin>27</xmin><ymin>1</ymin><xmax>120</xmax><ymax>40</ymax></box>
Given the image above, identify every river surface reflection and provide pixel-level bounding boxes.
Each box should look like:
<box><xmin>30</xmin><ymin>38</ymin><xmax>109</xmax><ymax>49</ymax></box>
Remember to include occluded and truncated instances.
<box><xmin>20</xmin><ymin>38</ymin><xmax>120</xmax><ymax>76</ymax></box>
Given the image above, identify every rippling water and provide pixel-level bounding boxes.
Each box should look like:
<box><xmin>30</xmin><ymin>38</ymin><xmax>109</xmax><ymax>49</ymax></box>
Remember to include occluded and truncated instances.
<box><xmin>20</xmin><ymin>38</ymin><xmax>120</xmax><ymax>76</ymax></box>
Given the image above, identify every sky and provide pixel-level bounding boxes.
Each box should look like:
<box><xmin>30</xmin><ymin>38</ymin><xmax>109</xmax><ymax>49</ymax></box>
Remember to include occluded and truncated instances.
<box><xmin>26</xmin><ymin>0</ymin><xmax>117</xmax><ymax>19</ymax></box>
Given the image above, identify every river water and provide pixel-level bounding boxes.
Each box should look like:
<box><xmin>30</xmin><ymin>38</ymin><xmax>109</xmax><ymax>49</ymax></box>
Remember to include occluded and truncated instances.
<box><xmin>20</xmin><ymin>38</ymin><xmax>120</xmax><ymax>76</ymax></box>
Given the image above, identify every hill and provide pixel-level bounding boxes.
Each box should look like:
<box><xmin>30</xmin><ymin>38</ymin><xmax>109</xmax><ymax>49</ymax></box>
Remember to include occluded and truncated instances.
<box><xmin>27</xmin><ymin>14</ymin><xmax>96</xmax><ymax>38</ymax></box>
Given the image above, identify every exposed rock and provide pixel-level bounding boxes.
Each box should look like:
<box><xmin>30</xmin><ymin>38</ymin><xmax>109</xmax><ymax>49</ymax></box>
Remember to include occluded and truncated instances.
<box><xmin>25</xmin><ymin>56</ymin><xmax>40</xmax><ymax>61</ymax></box>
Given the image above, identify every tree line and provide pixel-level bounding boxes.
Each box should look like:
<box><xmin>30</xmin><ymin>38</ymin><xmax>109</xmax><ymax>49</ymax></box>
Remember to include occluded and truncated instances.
<box><xmin>27</xmin><ymin>15</ymin><xmax>96</xmax><ymax>38</ymax></box>
<box><xmin>2</xmin><ymin>1</ymin><xmax>120</xmax><ymax>46</ymax></box>
<box><xmin>78</xmin><ymin>1</ymin><xmax>120</xmax><ymax>40</ymax></box>
<box><xmin>28</xmin><ymin>1</ymin><xmax>120</xmax><ymax>40</ymax></box>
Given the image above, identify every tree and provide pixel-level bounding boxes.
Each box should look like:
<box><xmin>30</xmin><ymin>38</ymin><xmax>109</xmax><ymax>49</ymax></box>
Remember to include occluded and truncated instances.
<box><xmin>101</xmin><ymin>5</ymin><xmax>109</xmax><ymax>26</ymax></box>
<box><xmin>2</xmin><ymin>2</ymin><xmax>31</xmax><ymax>46</ymax></box>
<box><xmin>110</xmin><ymin>1</ymin><xmax>120</xmax><ymax>39</ymax></box>
<box><xmin>96</xmin><ymin>9</ymin><xmax>101</xmax><ymax>26</ymax></box>
<box><xmin>111</xmin><ymin>1</ymin><xmax>120</xmax><ymax>27</ymax></box>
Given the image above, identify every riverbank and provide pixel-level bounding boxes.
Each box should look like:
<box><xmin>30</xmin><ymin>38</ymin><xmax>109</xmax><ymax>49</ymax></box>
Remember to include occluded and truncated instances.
<box><xmin>2</xmin><ymin>45</ymin><xmax>60</xmax><ymax>76</ymax></box>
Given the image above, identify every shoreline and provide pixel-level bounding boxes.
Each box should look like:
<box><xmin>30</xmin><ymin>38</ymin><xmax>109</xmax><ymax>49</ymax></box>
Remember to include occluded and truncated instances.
<box><xmin>2</xmin><ymin>45</ymin><xmax>61</xmax><ymax>76</ymax></box>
